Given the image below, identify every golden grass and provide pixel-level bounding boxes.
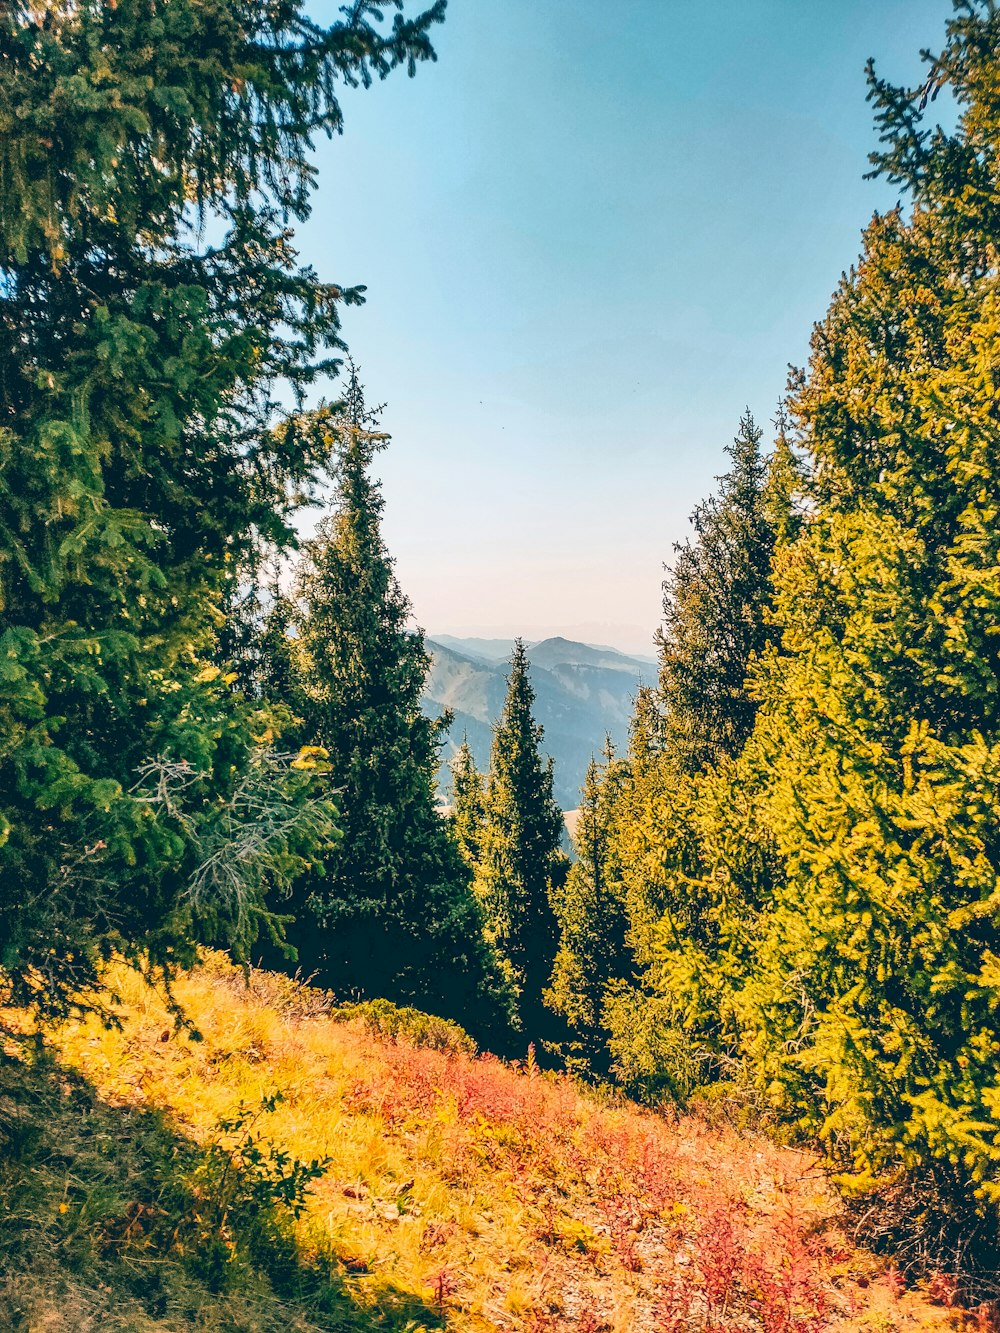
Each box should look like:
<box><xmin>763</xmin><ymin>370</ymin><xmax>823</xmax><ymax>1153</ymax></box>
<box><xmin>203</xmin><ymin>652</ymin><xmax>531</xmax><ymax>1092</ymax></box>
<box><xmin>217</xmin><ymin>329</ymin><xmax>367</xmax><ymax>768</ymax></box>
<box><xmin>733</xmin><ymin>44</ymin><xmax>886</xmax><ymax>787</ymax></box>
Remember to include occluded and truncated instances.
<box><xmin>3</xmin><ymin>955</ymin><xmax>964</xmax><ymax>1332</ymax></box>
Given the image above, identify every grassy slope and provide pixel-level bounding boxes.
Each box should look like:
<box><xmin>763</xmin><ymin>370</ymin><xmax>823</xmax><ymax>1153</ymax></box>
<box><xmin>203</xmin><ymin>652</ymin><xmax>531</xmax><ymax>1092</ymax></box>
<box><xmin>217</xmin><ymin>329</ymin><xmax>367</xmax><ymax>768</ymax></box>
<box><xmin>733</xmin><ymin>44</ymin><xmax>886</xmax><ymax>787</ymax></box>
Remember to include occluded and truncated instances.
<box><xmin>1</xmin><ymin>956</ymin><xmax>955</xmax><ymax>1333</ymax></box>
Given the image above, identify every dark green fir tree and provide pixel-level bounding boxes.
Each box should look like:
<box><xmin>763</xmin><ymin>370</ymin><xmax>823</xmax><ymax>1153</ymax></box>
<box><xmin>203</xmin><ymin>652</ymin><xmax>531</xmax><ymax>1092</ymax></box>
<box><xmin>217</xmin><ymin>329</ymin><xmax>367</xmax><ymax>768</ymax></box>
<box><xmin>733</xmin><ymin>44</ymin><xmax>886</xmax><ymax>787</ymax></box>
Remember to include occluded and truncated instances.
<box><xmin>449</xmin><ymin>737</ymin><xmax>486</xmax><ymax>870</ymax></box>
<box><xmin>657</xmin><ymin>410</ymin><xmax>781</xmax><ymax>773</ymax></box>
<box><xmin>477</xmin><ymin>640</ymin><xmax>568</xmax><ymax>1041</ymax></box>
<box><xmin>546</xmin><ymin>743</ymin><xmax>631</xmax><ymax>1074</ymax></box>
<box><xmin>271</xmin><ymin>374</ymin><xmax>510</xmax><ymax>1043</ymax></box>
<box><xmin>0</xmin><ymin>0</ymin><xmax>445</xmax><ymax>1022</ymax></box>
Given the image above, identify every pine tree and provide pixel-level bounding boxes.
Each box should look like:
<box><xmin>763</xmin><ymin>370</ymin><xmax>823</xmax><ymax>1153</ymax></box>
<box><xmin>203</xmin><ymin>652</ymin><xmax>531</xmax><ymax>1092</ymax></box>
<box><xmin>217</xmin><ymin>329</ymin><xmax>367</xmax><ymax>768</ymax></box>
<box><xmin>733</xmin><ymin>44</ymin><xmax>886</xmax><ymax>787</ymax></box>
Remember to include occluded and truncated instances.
<box><xmin>600</xmin><ymin>418</ymin><xmax>794</xmax><ymax>1098</ymax></box>
<box><xmin>0</xmin><ymin>0</ymin><xmax>445</xmax><ymax>1021</ymax></box>
<box><xmin>477</xmin><ymin>640</ymin><xmax>567</xmax><ymax>1040</ymax></box>
<box><xmin>657</xmin><ymin>410</ymin><xmax>782</xmax><ymax>773</ymax></box>
<box><xmin>625</xmin><ymin>684</ymin><xmax>665</xmax><ymax>775</ymax></box>
<box><xmin>546</xmin><ymin>744</ymin><xmax>631</xmax><ymax>1074</ymax></box>
<box><xmin>449</xmin><ymin>737</ymin><xmax>486</xmax><ymax>870</ymax></box>
<box><xmin>269</xmin><ymin>375</ymin><xmax>509</xmax><ymax>1041</ymax></box>
<box><xmin>733</xmin><ymin>3</ymin><xmax>1000</xmax><ymax>1279</ymax></box>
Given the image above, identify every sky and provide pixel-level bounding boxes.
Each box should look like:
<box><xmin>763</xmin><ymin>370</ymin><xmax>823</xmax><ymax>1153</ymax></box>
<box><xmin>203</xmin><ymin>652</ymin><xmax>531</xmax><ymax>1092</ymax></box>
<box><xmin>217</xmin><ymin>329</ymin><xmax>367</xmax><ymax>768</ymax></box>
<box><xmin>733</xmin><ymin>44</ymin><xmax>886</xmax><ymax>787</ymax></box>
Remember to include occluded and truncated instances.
<box><xmin>298</xmin><ymin>0</ymin><xmax>951</xmax><ymax>657</ymax></box>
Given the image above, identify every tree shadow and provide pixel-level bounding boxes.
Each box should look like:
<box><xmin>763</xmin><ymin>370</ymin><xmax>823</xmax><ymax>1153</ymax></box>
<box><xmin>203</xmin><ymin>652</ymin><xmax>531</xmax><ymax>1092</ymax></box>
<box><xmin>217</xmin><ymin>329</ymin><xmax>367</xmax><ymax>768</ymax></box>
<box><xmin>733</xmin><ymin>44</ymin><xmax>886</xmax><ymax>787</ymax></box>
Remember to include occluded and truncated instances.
<box><xmin>0</xmin><ymin>1047</ymin><xmax>443</xmax><ymax>1332</ymax></box>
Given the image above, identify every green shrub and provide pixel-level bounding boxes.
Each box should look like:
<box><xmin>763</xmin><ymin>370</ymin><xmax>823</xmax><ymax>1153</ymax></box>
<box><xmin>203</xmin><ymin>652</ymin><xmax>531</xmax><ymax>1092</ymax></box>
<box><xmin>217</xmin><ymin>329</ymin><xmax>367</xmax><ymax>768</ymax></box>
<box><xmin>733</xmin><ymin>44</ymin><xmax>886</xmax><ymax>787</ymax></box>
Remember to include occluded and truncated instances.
<box><xmin>332</xmin><ymin>998</ymin><xmax>476</xmax><ymax>1057</ymax></box>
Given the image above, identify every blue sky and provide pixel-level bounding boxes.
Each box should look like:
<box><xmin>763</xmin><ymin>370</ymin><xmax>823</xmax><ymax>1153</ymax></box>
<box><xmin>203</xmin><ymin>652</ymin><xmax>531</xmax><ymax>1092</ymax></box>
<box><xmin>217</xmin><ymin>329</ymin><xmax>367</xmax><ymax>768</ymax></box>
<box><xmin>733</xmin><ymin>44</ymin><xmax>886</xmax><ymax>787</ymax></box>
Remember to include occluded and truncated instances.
<box><xmin>299</xmin><ymin>0</ymin><xmax>950</xmax><ymax>656</ymax></box>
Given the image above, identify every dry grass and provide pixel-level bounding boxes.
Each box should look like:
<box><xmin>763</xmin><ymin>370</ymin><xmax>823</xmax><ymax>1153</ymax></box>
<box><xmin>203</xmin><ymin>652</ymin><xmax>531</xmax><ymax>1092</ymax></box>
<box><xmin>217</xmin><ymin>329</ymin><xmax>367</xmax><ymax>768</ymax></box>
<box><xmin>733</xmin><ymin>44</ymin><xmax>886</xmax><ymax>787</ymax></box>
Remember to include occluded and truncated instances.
<box><xmin>0</xmin><ymin>954</ymin><xmax>979</xmax><ymax>1332</ymax></box>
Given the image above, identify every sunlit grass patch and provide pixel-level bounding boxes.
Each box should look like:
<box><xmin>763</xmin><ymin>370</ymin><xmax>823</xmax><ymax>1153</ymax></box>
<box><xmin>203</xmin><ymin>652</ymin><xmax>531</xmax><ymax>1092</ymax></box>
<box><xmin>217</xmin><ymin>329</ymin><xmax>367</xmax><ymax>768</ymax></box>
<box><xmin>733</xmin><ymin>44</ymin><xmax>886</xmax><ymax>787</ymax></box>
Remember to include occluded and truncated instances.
<box><xmin>1</xmin><ymin>954</ymin><xmax>963</xmax><ymax>1332</ymax></box>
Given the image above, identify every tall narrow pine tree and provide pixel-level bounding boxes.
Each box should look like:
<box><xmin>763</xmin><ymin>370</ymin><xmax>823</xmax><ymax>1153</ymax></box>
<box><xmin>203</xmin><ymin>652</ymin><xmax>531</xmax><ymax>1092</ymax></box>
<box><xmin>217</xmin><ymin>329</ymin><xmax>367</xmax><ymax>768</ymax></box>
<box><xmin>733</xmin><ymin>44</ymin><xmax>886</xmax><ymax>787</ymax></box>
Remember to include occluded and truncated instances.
<box><xmin>597</xmin><ymin>417</ymin><xmax>793</xmax><ymax>1098</ymax></box>
<box><xmin>449</xmin><ymin>737</ymin><xmax>486</xmax><ymax>870</ymax></box>
<box><xmin>271</xmin><ymin>377</ymin><xmax>508</xmax><ymax>1041</ymax></box>
<box><xmin>546</xmin><ymin>743</ymin><xmax>631</xmax><ymax>1074</ymax></box>
<box><xmin>657</xmin><ymin>411</ymin><xmax>780</xmax><ymax>773</ymax></box>
<box><xmin>477</xmin><ymin>640</ymin><xmax>567</xmax><ymax>1040</ymax></box>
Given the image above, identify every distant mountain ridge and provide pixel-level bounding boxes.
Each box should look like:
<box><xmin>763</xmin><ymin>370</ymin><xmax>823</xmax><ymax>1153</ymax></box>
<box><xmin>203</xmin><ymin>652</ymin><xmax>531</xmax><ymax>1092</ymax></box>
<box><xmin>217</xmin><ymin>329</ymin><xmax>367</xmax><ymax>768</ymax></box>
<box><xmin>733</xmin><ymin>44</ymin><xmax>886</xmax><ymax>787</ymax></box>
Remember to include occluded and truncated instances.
<box><xmin>432</xmin><ymin>634</ymin><xmax>657</xmax><ymax>669</ymax></box>
<box><xmin>423</xmin><ymin>636</ymin><xmax>653</xmax><ymax>810</ymax></box>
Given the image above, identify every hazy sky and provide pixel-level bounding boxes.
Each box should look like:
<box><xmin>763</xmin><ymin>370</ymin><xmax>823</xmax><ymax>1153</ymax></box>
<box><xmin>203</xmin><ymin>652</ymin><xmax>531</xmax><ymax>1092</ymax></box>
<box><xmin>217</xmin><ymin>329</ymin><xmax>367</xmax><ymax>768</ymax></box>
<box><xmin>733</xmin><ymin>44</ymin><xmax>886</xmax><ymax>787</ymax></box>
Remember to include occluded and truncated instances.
<box><xmin>298</xmin><ymin>0</ymin><xmax>949</xmax><ymax>656</ymax></box>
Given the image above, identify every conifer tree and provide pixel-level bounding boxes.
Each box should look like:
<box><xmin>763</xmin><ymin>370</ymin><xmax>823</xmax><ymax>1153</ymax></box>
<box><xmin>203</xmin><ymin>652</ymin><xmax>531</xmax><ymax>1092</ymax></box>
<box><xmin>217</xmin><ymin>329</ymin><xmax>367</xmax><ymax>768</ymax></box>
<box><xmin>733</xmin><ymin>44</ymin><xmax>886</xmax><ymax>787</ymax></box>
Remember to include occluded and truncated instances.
<box><xmin>0</xmin><ymin>0</ymin><xmax>445</xmax><ymax>1021</ymax></box>
<box><xmin>657</xmin><ymin>411</ymin><xmax>782</xmax><ymax>773</ymax></box>
<box><xmin>270</xmin><ymin>374</ymin><xmax>509</xmax><ymax>1040</ymax></box>
<box><xmin>600</xmin><ymin>420</ymin><xmax>794</xmax><ymax>1098</ymax></box>
<box><xmin>477</xmin><ymin>641</ymin><xmax>567</xmax><ymax>1039</ymax></box>
<box><xmin>626</xmin><ymin>684</ymin><xmax>665</xmax><ymax>775</ymax></box>
<box><xmin>732</xmin><ymin>3</ymin><xmax>1000</xmax><ymax>1278</ymax></box>
<box><xmin>449</xmin><ymin>737</ymin><xmax>486</xmax><ymax>870</ymax></box>
<box><xmin>546</xmin><ymin>744</ymin><xmax>631</xmax><ymax>1074</ymax></box>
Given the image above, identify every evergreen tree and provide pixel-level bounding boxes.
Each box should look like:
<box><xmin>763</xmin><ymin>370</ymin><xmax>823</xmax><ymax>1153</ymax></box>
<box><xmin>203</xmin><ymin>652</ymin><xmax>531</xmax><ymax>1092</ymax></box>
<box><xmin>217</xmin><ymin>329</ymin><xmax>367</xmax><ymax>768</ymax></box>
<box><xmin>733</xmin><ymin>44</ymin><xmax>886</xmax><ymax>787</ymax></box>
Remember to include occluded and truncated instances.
<box><xmin>625</xmin><ymin>684</ymin><xmax>665</xmax><ymax>775</ymax></box>
<box><xmin>600</xmin><ymin>419</ymin><xmax>794</xmax><ymax>1098</ymax></box>
<box><xmin>733</xmin><ymin>2</ymin><xmax>1000</xmax><ymax>1279</ymax></box>
<box><xmin>604</xmin><ymin>739</ymin><xmax>779</xmax><ymax>1103</ymax></box>
<box><xmin>477</xmin><ymin>640</ymin><xmax>567</xmax><ymax>1039</ymax></box>
<box><xmin>0</xmin><ymin>0</ymin><xmax>445</xmax><ymax>1021</ymax></box>
<box><xmin>657</xmin><ymin>411</ymin><xmax>782</xmax><ymax>773</ymax></box>
<box><xmin>270</xmin><ymin>375</ymin><xmax>509</xmax><ymax>1041</ymax></box>
<box><xmin>449</xmin><ymin>737</ymin><xmax>486</xmax><ymax>870</ymax></box>
<box><xmin>546</xmin><ymin>744</ymin><xmax>631</xmax><ymax>1074</ymax></box>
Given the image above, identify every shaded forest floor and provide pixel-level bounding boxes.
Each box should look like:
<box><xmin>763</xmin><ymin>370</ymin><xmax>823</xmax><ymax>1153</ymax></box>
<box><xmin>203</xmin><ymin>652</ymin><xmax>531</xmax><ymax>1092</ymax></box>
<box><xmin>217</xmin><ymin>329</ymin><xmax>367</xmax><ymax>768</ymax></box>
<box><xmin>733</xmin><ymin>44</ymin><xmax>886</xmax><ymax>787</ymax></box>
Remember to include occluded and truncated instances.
<box><xmin>0</xmin><ymin>956</ymin><xmax>965</xmax><ymax>1332</ymax></box>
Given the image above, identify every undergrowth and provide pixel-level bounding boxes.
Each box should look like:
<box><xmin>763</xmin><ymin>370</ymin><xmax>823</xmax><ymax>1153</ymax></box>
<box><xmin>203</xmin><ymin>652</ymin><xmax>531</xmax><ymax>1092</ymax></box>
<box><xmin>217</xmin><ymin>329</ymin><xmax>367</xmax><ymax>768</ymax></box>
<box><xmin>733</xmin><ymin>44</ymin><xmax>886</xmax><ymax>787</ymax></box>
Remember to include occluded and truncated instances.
<box><xmin>0</xmin><ymin>1043</ymin><xmax>438</xmax><ymax>1331</ymax></box>
<box><xmin>0</xmin><ymin>954</ymin><xmax>986</xmax><ymax>1332</ymax></box>
<box><xmin>332</xmin><ymin>998</ymin><xmax>477</xmax><ymax>1057</ymax></box>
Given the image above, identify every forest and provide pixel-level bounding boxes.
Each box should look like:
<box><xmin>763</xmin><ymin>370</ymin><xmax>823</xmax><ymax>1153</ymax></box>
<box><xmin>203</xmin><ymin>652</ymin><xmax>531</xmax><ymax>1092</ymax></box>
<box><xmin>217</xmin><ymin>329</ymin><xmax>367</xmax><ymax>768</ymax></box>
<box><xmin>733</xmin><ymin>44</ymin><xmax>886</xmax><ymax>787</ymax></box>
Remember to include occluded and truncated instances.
<box><xmin>3</xmin><ymin>1</ymin><xmax>1000</xmax><ymax>1328</ymax></box>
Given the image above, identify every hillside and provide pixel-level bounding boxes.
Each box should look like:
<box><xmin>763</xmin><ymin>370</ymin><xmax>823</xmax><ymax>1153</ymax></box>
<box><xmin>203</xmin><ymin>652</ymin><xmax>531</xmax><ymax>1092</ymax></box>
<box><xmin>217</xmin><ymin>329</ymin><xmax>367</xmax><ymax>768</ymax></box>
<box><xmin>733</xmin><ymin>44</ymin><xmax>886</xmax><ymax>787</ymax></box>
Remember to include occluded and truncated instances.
<box><xmin>424</xmin><ymin>639</ymin><xmax>652</xmax><ymax>809</ymax></box>
<box><xmin>0</xmin><ymin>956</ymin><xmax>953</xmax><ymax>1333</ymax></box>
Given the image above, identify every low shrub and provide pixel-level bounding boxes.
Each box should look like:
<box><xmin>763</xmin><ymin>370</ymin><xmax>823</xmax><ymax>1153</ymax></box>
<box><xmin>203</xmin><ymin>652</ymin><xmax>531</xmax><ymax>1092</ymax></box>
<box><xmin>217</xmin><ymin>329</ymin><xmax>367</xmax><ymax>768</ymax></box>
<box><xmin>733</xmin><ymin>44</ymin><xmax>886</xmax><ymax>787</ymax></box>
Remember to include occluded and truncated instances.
<box><xmin>332</xmin><ymin>998</ymin><xmax>476</xmax><ymax>1057</ymax></box>
<box><xmin>842</xmin><ymin>1162</ymin><xmax>1000</xmax><ymax>1304</ymax></box>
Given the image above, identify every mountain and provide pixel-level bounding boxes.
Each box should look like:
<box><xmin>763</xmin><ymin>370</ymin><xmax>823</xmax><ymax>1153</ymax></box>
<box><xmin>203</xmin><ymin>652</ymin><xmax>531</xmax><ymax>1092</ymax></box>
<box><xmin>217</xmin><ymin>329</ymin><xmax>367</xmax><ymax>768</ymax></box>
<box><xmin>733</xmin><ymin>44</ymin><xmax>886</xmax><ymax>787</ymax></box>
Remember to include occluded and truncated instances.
<box><xmin>432</xmin><ymin>633</ymin><xmax>657</xmax><ymax>669</ymax></box>
<box><xmin>525</xmin><ymin>635</ymin><xmax>656</xmax><ymax>674</ymax></box>
<box><xmin>429</xmin><ymin>634</ymin><xmax>517</xmax><ymax>664</ymax></box>
<box><xmin>423</xmin><ymin>637</ymin><xmax>653</xmax><ymax>810</ymax></box>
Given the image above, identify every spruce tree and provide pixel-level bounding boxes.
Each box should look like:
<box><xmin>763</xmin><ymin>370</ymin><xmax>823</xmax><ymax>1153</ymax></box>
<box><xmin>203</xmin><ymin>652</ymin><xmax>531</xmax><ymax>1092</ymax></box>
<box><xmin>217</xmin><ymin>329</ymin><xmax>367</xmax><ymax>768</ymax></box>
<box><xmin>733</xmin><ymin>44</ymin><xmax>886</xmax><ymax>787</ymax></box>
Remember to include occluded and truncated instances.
<box><xmin>0</xmin><ymin>0</ymin><xmax>445</xmax><ymax>1021</ymax></box>
<box><xmin>477</xmin><ymin>640</ymin><xmax>567</xmax><ymax>1039</ymax></box>
<box><xmin>600</xmin><ymin>419</ymin><xmax>794</xmax><ymax>1097</ymax></box>
<box><xmin>449</xmin><ymin>737</ymin><xmax>486</xmax><ymax>870</ymax></box>
<box><xmin>546</xmin><ymin>744</ymin><xmax>631</xmax><ymax>1074</ymax></box>
<box><xmin>733</xmin><ymin>3</ymin><xmax>1000</xmax><ymax>1278</ymax></box>
<box><xmin>270</xmin><ymin>375</ymin><xmax>508</xmax><ymax>1041</ymax></box>
<box><xmin>657</xmin><ymin>411</ymin><xmax>781</xmax><ymax>773</ymax></box>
